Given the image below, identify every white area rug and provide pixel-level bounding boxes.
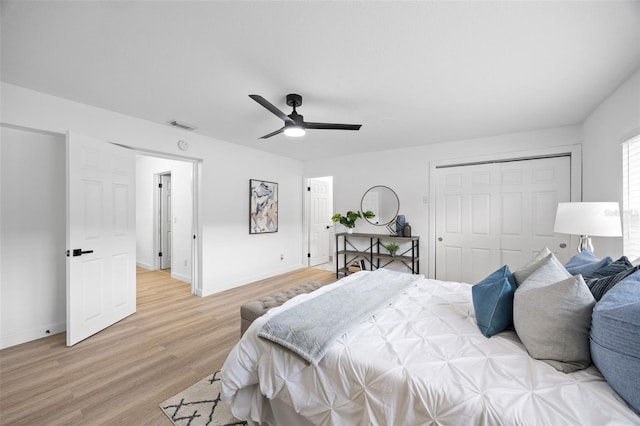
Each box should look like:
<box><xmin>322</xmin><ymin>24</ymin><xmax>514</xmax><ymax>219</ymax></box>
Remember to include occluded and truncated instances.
<box><xmin>160</xmin><ymin>371</ymin><xmax>247</xmax><ymax>426</ymax></box>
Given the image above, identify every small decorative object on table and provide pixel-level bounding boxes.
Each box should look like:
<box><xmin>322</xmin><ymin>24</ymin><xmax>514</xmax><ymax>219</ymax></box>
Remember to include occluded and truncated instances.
<box><xmin>385</xmin><ymin>242</ymin><xmax>400</xmax><ymax>257</ymax></box>
<box><xmin>386</xmin><ymin>217</ymin><xmax>397</xmax><ymax>236</ymax></box>
<box><xmin>396</xmin><ymin>215</ymin><xmax>406</xmax><ymax>237</ymax></box>
<box><xmin>331</xmin><ymin>210</ymin><xmax>375</xmax><ymax>233</ymax></box>
<box><xmin>403</xmin><ymin>222</ymin><xmax>412</xmax><ymax>237</ymax></box>
<box><xmin>348</xmin><ymin>259</ymin><xmax>366</xmax><ymax>272</ymax></box>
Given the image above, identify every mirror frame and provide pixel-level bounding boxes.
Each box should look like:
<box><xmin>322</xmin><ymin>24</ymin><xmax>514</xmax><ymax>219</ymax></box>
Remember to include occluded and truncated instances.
<box><xmin>361</xmin><ymin>185</ymin><xmax>400</xmax><ymax>226</ymax></box>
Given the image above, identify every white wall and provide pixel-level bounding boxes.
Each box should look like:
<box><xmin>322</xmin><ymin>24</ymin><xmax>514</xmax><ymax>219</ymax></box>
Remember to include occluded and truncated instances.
<box><xmin>305</xmin><ymin>126</ymin><xmax>582</xmax><ymax>277</ymax></box>
<box><xmin>582</xmin><ymin>68</ymin><xmax>640</xmax><ymax>258</ymax></box>
<box><xmin>1</xmin><ymin>125</ymin><xmax>66</xmax><ymax>348</ymax></box>
<box><xmin>135</xmin><ymin>155</ymin><xmax>193</xmax><ymax>282</ymax></box>
<box><xmin>1</xmin><ymin>82</ymin><xmax>305</xmax><ymax>300</ymax></box>
<box><xmin>3</xmin><ymin>67</ymin><xmax>636</xmax><ymax>347</ymax></box>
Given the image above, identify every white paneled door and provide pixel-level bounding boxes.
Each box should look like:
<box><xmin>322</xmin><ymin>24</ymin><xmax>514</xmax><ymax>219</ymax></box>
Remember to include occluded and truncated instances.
<box><xmin>435</xmin><ymin>156</ymin><xmax>571</xmax><ymax>283</ymax></box>
<box><xmin>66</xmin><ymin>132</ymin><xmax>136</xmax><ymax>346</ymax></box>
<box><xmin>160</xmin><ymin>173</ymin><xmax>172</xmax><ymax>270</ymax></box>
<box><xmin>308</xmin><ymin>178</ymin><xmax>332</xmax><ymax>266</ymax></box>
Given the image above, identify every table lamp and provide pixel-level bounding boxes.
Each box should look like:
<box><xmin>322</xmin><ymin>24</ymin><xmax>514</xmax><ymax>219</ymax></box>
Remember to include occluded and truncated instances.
<box><xmin>554</xmin><ymin>202</ymin><xmax>622</xmax><ymax>252</ymax></box>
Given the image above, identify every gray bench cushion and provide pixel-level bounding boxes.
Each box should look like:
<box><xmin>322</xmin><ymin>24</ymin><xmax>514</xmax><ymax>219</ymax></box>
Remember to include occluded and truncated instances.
<box><xmin>240</xmin><ymin>281</ymin><xmax>327</xmax><ymax>335</ymax></box>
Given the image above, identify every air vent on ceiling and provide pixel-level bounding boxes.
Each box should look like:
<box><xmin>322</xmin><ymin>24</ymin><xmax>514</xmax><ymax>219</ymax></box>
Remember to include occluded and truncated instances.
<box><xmin>167</xmin><ymin>120</ymin><xmax>197</xmax><ymax>131</ymax></box>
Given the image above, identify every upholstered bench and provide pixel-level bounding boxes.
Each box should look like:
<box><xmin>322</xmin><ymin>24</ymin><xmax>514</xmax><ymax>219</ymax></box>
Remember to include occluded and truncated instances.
<box><xmin>240</xmin><ymin>281</ymin><xmax>328</xmax><ymax>336</ymax></box>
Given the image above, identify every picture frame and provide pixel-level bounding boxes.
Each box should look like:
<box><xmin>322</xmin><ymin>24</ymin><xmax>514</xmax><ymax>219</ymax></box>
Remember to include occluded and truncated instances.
<box><xmin>249</xmin><ymin>179</ymin><xmax>278</xmax><ymax>234</ymax></box>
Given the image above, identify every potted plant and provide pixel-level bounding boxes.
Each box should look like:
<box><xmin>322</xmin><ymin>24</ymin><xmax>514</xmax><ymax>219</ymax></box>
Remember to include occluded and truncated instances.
<box><xmin>384</xmin><ymin>242</ymin><xmax>400</xmax><ymax>257</ymax></box>
<box><xmin>331</xmin><ymin>210</ymin><xmax>375</xmax><ymax>233</ymax></box>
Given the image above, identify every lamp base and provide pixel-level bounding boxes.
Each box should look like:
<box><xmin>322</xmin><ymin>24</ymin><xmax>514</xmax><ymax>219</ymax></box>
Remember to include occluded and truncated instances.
<box><xmin>577</xmin><ymin>235</ymin><xmax>594</xmax><ymax>253</ymax></box>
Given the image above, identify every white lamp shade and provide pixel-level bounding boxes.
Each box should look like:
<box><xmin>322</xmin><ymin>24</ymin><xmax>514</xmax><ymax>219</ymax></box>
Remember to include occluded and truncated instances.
<box><xmin>554</xmin><ymin>202</ymin><xmax>622</xmax><ymax>237</ymax></box>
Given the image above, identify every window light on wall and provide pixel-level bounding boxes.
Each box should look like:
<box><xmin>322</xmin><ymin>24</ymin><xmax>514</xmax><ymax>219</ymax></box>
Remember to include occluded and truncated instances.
<box><xmin>622</xmin><ymin>134</ymin><xmax>640</xmax><ymax>259</ymax></box>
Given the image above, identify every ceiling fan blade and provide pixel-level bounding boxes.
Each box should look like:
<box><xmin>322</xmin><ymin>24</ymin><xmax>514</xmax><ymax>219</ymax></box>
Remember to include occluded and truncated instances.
<box><xmin>304</xmin><ymin>122</ymin><xmax>362</xmax><ymax>131</ymax></box>
<box><xmin>259</xmin><ymin>127</ymin><xmax>285</xmax><ymax>139</ymax></box>
<box><xmin>249</xmin><ymin>95</ymin><xmax>294</xmax><ymax>124</ymax></box>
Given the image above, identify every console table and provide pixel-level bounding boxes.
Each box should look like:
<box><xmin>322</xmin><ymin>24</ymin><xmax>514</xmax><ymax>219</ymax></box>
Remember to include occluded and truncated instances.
<box><xmin>335</xmin><ymin>232</ymin><xmax>420</xmax><ymax>278</ymax></box>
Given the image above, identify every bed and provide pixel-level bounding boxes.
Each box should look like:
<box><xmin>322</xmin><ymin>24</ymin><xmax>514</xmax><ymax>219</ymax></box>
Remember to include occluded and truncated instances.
<box><xmin>220</xmin><ymin>268</ymin><xmax>640</xmax><ymax>425</ymax></box>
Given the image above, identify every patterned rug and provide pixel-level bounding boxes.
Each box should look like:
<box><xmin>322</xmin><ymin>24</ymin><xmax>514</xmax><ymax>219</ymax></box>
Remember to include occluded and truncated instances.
<box><xmin>160</xmin><ymin>371</ymin><xmax>248</xmax><ymax>426</ymax></box>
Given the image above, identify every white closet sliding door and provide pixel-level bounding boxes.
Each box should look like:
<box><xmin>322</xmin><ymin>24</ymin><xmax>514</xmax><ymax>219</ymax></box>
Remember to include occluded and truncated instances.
<box><xmin>434</xmin><ymin>156</ymin><xmax>571</xmax><ymax>283</ymax></box>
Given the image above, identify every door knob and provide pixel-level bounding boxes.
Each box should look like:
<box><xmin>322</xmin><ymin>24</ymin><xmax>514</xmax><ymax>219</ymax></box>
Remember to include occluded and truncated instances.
<box><xmin>67</xmin><ymin>248</ymin><xmax>94</xmax><ymax>257</ymax></box>
<box><xmin>438</xmin><ymin>237</ymin><xmax>443</xmax><ymax>242</ymax></box>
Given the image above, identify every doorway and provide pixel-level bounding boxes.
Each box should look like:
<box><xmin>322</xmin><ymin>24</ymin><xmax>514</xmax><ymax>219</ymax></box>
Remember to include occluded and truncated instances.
<box><xmin>136</xmin><ymin>154</ymin><xmax>196</xmax><ymax>287</ymax></box>
<box><xmin>305</xmin><ymin>176</ymin><xmax>334</xmax><ymax>270</ymax></box>
<box><xmin>0</xmin><ymin>125</ymin><xmax>203</xmax><ymax>348</ymax></box>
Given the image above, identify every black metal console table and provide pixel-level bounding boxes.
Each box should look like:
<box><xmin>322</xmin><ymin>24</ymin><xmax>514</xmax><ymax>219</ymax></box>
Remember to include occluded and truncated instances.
<box><xmin>335</xmin><ymin>232</ymin><xmax>420</xmax><ymax>278</ymax></box>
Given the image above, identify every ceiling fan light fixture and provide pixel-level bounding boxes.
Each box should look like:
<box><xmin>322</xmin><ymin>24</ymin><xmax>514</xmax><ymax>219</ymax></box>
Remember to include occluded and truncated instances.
<box><xmin>249</xmin><ymin>94</ymin><xmax>361</xmax><ymax>139</ymax></box>
<box><xmin>284</xmin><ymin>125</ymin><xmax>305</xmax><ymax>137</ymax></box>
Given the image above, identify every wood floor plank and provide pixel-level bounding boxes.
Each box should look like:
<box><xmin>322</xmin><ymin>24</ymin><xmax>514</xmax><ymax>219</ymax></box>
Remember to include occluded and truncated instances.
<box><xmin>0</xmin><ymin>266</ymin><xmax>335</xmax><ymax>425</ymax></box>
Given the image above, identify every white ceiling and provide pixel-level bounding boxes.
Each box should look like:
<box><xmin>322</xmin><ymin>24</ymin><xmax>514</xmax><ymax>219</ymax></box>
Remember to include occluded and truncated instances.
<box><xmin>2</xmin><ymin>1</ymin><xmax>639</xmax><ymax>161</ymax></box>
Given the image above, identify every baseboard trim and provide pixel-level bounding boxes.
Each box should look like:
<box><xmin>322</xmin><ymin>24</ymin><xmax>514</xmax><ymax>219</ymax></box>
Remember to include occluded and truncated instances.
<box><xmin>1</xmin><ymin>321</ymin><xmax>66</xmax><ymax>349</ymax></box>
<box><xmin>136</xmin><ymin>261</ymin><xmax>153</xmax><ymax>270</ymax></box>
<box><xmin>199</xmin><ymin>263</ymin><xmax>305</xmax><ymax>297</ymax></box>
<box><xmin>171</xmin><ymin>271</ymin><xmax>192</xmax><ymax>284</ymax></box>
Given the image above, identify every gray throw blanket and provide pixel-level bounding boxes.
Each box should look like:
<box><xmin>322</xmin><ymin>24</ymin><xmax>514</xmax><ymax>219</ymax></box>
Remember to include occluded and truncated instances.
<box><xmin>258</xmin><ymin>268</ymin><xmax>420</xmax><ymax>364</ymax></box>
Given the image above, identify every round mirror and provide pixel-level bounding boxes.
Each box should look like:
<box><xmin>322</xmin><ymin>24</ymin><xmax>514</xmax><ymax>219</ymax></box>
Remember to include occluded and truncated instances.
<box><xmin>361</xmin><ymin>185</ymin><xmax>399</xmax><ymax>225</ymax></box>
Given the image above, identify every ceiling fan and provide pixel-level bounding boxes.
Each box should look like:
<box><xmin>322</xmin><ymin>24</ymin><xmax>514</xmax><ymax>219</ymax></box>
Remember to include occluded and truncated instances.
<box><xmin>249</xmin><ymin>93</ymin><xmax>362</xmax><ymax>139</ymax></box>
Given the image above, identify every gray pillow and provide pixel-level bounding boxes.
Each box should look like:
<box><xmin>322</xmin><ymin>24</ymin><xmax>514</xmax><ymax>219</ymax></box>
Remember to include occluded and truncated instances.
<box><xmin>513</xmin><ymin>247</ymin><xmax>552</xmax><ymax>286</ymax></box>
<box><xmin>514</xmin><ymin>252</ymin><xmax>569</xmax><ymax>289</ymax></box>
<box><xmin>514</xmin><ymin>273</ymin><xmax>595</xmax><ymax>373</ymax></box>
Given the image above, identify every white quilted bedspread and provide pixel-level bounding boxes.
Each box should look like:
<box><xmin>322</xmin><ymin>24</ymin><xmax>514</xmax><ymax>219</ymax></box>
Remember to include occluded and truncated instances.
<box><xmin>221</xmin><ymin>271</ymin><xmax>640</xmax><ymax>426</ymax></box>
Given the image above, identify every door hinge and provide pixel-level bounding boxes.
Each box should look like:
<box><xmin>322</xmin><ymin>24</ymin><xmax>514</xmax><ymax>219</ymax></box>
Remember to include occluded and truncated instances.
<box><xmin>159</xmin><ymin>252</ymin><xmax>163</xmax><ymax>257</ymax></box>
<box><xmin>158</xmin><ymin>183</ymin><xmax>163</xmax><ymax>188</ymax></box>
<box><xmin>307</xmin><ymin>186</ymin><xmax>311</xmax><ymax>191</ymax></box>
<box><xmin>307</xmin><ymin>253</ymin><xmax>311</xmax><ymax>258</ymax></box>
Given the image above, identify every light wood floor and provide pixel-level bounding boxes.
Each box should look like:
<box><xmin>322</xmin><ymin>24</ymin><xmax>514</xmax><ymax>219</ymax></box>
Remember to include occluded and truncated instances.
<box><xmin>0</xmin><ymin>266</ymin><xmax>335</xmax><ymax>425</ymax></box>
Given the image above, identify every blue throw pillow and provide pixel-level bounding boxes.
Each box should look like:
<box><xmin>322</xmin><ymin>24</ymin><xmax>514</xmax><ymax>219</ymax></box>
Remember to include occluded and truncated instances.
<box><xmin>590</xmin><ymin>270</ymin><xmax>640</xmax><ymax>412</ymax></box>
<box><xmin>584</xmin><ymin>256</ymin><xmax>633</xmax><ymax>280</ymax></box>
<box><xmin>586</xmin><ymin>265</ymin><xmax>640</xmax><ymax>301</ymax></box>
<box><xmin>472</xmin><ymin>266</ymin><xmax>516</xmax><ymax>338</ymax></box>
<box><xmin>565</xmin><ymin>250</ymin><xmax>613</xmax><ymax>276</ymax></box>
<box><xmin>565</xmin><ymin>249</ymin><xmax>598</xmax><ymax>268</ymax></box>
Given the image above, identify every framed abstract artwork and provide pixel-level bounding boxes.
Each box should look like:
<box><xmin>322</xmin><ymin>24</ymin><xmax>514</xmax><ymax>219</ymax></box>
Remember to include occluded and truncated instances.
<box><xmin>249</xmin><ymin>179</ymin><xmax>278</xmax><ymax>234</ymax></box>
